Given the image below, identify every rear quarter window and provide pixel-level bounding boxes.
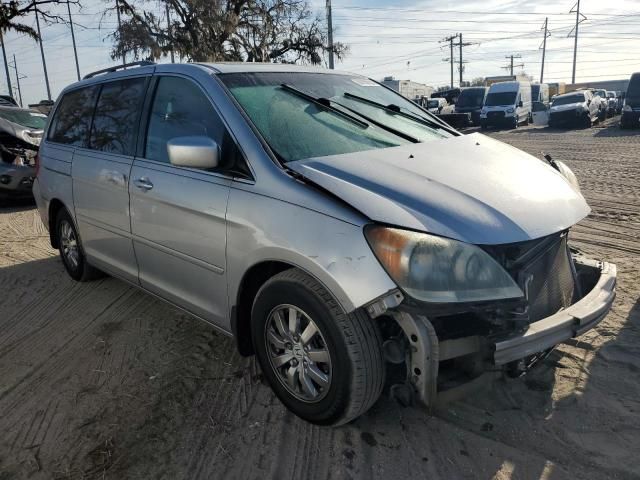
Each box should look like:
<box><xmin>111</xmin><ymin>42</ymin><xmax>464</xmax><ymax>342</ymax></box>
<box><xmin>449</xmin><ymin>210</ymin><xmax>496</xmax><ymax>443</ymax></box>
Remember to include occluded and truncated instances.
<box><xmin>47</xmin><ymin>86</ymin><xmax>99</xmax><ymax>146</ymax></box>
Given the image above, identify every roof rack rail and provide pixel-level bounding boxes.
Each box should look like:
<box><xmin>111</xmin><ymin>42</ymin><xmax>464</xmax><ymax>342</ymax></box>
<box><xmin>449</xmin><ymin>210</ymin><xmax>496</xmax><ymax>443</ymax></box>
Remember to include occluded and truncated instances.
<box><xmin>83</xmin><ymin>61</ymin><xmax>156</xmax><ymax>80</ymax></box>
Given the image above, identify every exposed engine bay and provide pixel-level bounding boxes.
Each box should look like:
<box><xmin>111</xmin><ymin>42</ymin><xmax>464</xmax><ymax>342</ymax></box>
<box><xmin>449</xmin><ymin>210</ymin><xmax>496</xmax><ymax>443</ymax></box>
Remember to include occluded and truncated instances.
<box><xmin>0</xmin><ymin>132</ymin><xmax>39</xmax><ymax>167</ymax></box>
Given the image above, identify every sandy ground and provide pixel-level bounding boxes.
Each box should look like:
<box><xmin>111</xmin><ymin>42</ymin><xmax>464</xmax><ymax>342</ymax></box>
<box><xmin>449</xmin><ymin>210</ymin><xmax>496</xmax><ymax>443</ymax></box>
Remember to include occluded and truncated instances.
<box><xmin>1</xmin><ymin>117</ymin><xmax>639</xmax><ymax>480</ymax></box>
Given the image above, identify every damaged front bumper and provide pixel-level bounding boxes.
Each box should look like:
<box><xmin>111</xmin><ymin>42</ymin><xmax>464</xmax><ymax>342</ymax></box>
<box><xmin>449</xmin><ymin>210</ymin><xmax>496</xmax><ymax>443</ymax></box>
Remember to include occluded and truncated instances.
<box><xmin>386</xmin><ymin>256</ymin><xmax>616</xmax><ymax>408</ymax></box>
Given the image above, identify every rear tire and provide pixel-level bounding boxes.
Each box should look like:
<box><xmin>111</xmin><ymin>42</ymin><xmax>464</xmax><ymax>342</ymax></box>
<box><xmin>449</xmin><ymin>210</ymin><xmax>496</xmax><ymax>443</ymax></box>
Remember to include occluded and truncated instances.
<box><xmin>55</xmin><ymin>209</ymin><xmax>104</xmax><ymax>282</ymax></box>
<box><xmin>251</xmin><ymin>268</ymin><xmax>385</xmax><ymax>425</ymax></box>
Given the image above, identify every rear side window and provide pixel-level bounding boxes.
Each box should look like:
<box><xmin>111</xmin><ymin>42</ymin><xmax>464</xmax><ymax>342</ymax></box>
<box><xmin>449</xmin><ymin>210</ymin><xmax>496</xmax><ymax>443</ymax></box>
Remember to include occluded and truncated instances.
<box><xmin>145</xmin><ymin>76</ymin><xmax>226</xmax><ymax>164</ymax></box>
<box><xmin>89</xmin><ymin>77</ymin><xmax>147</xmax><ymax>156</ymax></box>
<box><xmin>48</xmin><ymin>86</ymin><xmax>99</xmax><ymax>146</ymax></box>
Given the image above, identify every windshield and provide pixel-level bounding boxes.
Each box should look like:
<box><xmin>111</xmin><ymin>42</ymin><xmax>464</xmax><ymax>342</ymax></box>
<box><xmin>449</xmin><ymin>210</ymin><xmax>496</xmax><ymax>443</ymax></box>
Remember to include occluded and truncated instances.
<box><xmin>627</xmin><ymin>74</ymin><xmax>640</xmax><ymax>104</ymax></box>
<box><xmin>427</xmin><ymin>100</ymin><xmax>439</xmax><ymax>108</ymax></box>
<box><xmin>485</xmin><ymin>92</ymin><xmax>516</xmax><ymax>106</ymax></box>
<box><xmin>456</xmin><ymin>89</ymin><xmax>485</xmax><ymax>107</ymax></box>
<box><xmin>607</xmin><ymin>92</ymin><xmax>616</xmax><ymax>98</ymax></box>
<box><xmin>595</xmin><ymin>90</ymin><xmax>606</xmax><ymax>97</ymax></box>
<box><xmin>552</xmin><ymin>94</ymin><xmax>585</xmax><ymax>106</ymax></box>
<box><xmin>221</xmin><ymin>72</ymin><xmax>450</xmax><ymax>163</ymax></box>
<box><xmin>0</xmin><ymin>109</ymin><xmax>47</xmax><ymax>129</ymax></box>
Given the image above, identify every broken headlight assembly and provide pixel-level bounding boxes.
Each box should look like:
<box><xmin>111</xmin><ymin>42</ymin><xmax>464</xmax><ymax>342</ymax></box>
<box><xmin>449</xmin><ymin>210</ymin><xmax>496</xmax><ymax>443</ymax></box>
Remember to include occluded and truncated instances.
<box><xmin>365</xmin><ymin>226</ymin><xmax>524</xmax><ymax>303</ymax></box>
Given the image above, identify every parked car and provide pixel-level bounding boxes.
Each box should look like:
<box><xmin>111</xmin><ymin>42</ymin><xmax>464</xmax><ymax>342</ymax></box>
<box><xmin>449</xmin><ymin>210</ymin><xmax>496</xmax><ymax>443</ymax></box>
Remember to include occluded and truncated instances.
<box><xmin>549</xmin><ymin>90</ymin><xmax>600</xmax><ymax>128</ymax></box>
<box><xmin>591</xmin><ymin>89</ymin><xmax>608</xmax><ymax>121</ymax></box>
<box><xmin>454</xmin><ymin>87</ymin><xmax>488</xmax><ymax>124</ymax></box>
<box><xmin>531</xmin><ymin>83</ymin><xmax>550</xmax><ymax>108</ymax></box>
<box><xmin>0</xmin><ymin>106</ymin><xmax>46</xmax><ymax>199</ymax></box>
<box><xmin>480</xmin><ymin>81</ymin><xmax>532</xmax><ymax>129</ymax></box>
<box><xmin>426</xmin><ymin>97</ymin><xmax>448</xmax><ymax>114</ymax></box>
<box><xmin>621</xmin><ymin>72</ymin><xmax>640</xmax><ymax>128</ymax></box>
<box><xmin>34</xmin><ymin>62</ymin><xmax>616</xmax><ymax>425</ymax></box>
<box><xmin>605</xmin><ymin>91</ymin><xmax>618</xmax><ymax>117</ymax></box>
<box><xmin>615</xmin><ymin>91</ymin><xmax>624</xmax><ymax>114</ymax></box>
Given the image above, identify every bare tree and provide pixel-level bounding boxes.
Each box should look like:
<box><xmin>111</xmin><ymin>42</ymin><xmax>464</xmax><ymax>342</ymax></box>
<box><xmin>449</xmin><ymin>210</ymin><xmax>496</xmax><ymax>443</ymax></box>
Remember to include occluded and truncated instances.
<box><xmin>112</xmin><ymin>0</ymin><xmax>346</xmax><ymax>65</ymax></box>
<box><xmin>0</xmin><ymin>1</ymin><xmax>81</xmax><ymax>39</ymax></box>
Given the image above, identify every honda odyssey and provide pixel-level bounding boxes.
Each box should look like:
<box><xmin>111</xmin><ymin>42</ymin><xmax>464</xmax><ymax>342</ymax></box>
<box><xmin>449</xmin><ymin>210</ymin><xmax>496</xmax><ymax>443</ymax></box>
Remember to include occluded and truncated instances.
<box><xmin>33</xmin><ymin>62</ymin><xmax>616</xmax><ymax>425</ymax></box>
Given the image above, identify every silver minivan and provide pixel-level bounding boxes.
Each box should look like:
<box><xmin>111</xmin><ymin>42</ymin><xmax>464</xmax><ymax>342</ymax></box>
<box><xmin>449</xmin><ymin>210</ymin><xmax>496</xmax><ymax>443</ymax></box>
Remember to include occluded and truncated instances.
<box><xmin>34</xmin><ymin>62</ymin><xmax>616</xmax><ymax>425</ymax></box>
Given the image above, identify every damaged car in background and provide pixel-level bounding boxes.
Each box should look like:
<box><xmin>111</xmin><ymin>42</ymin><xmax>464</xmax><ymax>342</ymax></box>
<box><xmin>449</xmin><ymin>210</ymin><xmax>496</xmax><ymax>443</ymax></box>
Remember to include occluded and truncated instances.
<box><xmin>34</xmin><ymin>63</ymin><xmax>616</xmax><ymax>426</ymax></box>
<box><xmin>0</xmin><ymin>106</ymin><xmax>46</xmax><ymax>198</ymax></box>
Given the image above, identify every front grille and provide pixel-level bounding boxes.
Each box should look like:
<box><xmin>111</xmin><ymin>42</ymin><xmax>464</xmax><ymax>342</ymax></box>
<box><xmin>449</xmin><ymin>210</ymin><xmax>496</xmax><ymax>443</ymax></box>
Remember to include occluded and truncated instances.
<box><xmin>487</xmin><ymin>111</ymin><xmax>505</xmax><ymax>120</ymax></box>
<box><xmin>519</xmin><ymin>235</ymin><xmax>575</xmax><ymax>321</ymax></box>
<box><xmin>485</xmin><ymin>234</ymin><xmax>576</xmax><ymax>323</ymax></box>
<box><xmin>550</xmin><ymin>109</ymin><xmax>579</xmax><ymax>123</ymax></box>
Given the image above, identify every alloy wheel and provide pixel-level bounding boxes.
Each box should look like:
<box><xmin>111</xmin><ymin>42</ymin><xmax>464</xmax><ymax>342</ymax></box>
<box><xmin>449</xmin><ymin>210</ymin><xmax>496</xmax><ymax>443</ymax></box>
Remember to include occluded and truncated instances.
<box><xmin>60</xmin><ymin>220</ymin><xmax>80</xmax><ymax>271</ymax></box>
<box><xmin>264</xmin><ymin>304</ymin><xmax>332</xmax><ymax>402</ymax></box>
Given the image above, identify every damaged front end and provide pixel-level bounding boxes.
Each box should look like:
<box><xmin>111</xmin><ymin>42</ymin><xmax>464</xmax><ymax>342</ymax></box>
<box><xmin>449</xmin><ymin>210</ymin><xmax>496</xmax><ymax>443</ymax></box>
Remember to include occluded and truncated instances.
<box><xmin>367</xmin><ymin>232</ymin><xmax>616</xmax><ymax>409</ymax></box>
<box><xmin>0</xmin><ymin>116</ymin><xmax>42</xmax><ymax>198</ymax></box>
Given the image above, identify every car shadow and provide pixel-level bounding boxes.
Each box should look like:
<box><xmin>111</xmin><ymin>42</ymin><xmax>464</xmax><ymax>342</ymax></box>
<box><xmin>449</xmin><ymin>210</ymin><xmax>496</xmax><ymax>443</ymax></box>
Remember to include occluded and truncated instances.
<box><xmin>0</xmin><ymin>196</ymin><xmax>36</xmax><ymax>213</ymax></box>
<box><xmin>435</xmin><ymin>296</ymin><xmax>640</xmax><ymax>479</ymax></box>
<box><xmin>594</xmin><ymin>123</ymin><xmax>640</xmax><ymax>138</ymax></box>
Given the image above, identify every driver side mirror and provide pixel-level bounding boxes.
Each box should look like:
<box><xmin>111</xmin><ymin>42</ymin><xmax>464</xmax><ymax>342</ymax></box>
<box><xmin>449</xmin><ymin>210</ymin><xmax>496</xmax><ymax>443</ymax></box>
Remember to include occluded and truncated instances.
<box><xmin>168</xmin><ymin>136</ymin><xmax>220</xmax><ymax>170</ymax></box>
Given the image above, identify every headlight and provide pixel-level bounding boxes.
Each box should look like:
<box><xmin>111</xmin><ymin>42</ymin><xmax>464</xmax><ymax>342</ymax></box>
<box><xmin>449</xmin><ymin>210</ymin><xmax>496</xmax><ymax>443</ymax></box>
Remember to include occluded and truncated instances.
<box><xmin>506</xmin><ymin>108</ymin><xmax>514</xmax><ymax>114</ymax></box>
<box><xmin>624</xmin><ymin>104</ymin><xmax>632</xmax><ymax>112</ymax></box>
<box><xmin>365</xmin><ymin>226</ymin><xmax>523</xmax><ymax>303</ymax></box>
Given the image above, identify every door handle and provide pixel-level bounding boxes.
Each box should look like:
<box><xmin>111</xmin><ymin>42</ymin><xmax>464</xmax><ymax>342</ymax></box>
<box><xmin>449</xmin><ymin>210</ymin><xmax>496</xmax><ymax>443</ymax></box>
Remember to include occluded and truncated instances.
<box><xmin>134</xmin><ymin>177</ymin><xmax>154</xmax><ymax>191</ymax></box>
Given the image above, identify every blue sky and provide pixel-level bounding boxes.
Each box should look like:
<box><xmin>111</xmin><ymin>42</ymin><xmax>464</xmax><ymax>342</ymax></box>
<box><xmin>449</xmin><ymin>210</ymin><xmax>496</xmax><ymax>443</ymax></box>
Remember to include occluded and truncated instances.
<box><xmin>2</xmin><ymin>0</ymin><xmax>639</xmax><ymax>106</ymax></box>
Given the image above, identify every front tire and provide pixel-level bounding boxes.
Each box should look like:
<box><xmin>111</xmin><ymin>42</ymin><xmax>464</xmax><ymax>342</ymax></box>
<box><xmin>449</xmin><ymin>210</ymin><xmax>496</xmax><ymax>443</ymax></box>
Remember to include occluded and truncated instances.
<box><xmin>55</xmin><ymin>209</ymin><xmax>103</xmax><ymax>282</ymax></box>
<box><xmin>251</xmin><ymin>268</ymin><xmax>385</xmax><ymax>425</ymax></box>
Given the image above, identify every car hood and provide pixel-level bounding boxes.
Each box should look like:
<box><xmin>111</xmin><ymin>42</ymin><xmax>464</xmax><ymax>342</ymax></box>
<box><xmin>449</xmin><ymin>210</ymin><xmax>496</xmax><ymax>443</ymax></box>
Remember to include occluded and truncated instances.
<box><xmin>288</xmin><ymin>133</ymin><xmax>590</xmax><ymax>245</ymax></box>
<box><xmin>551</xmin><ymin>102</ymin><xmax>584</xmax><ymax>112</ymax></box>
<box><xmin>0</xmin><ymin>116</ymin><xmax>43</xmax><ymax>147</ymax></box>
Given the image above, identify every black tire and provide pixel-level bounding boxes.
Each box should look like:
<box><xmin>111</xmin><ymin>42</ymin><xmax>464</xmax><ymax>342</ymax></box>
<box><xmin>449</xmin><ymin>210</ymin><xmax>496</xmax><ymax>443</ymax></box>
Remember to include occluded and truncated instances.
<box><xmin>512</xmin><ymin>117</ymin><xmax>519</xmax><ymax>129</ymax></box>
<box><xmin>55</xmin><ymin>209</ymin><xmax>103</xmax><ymax>282</ymax></box>
<box><xmin>251</xmin><ymin>268</ymin><xmax>385</xmax><ymax>425</ymax></box>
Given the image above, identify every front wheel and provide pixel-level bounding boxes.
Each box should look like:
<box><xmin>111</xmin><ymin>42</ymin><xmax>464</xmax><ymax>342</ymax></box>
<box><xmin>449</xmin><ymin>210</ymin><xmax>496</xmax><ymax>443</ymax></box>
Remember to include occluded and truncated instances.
<box><xmin>251</xmin><ymin>269</ymin><xmax>385</xmax><ymax>425</ymax></box>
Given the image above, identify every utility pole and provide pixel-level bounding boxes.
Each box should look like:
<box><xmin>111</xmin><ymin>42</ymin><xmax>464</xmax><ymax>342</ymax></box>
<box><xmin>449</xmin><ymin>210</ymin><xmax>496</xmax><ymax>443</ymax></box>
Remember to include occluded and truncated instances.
<box><xmin>441</xmin><ymin>34</ymin><xmax>458</xmax><ymax>88</ymax></box>
<box><xmin>453</xmin><ymin>33</ymin><xmax>472</xmax><ymax>87</ymax></box>
<box><xmin>502</xmin><ymin>55</ymin><xmax>524</xmax><ymax>76</ymax></box>
<box><xmin>10</xmin><ymin>55</ymin><xmax>25</xmax><ymax>107</ymax></box>
<box><xmin>166</xmin><ymin>3</ymin><xmax>175</xmax><ymax>63</ymax></box>
<box><xmin>326</xmin><ymin>0</ymin><xmax>334</xmax><ymax>69</ymax></box>
<box><xmin>569</xmin><ymin>0</ymin><xmax>586</xmax><ymax>84</ymax></box>
<box><xmin>116</xmin><ymin>0</ymin><xmax>125</xmax><ymax>66</ymax></box>
<box><xmin>0</xmin><ymin>30</ymin><xmax>12</xmax><ymax>98</ymax></box>
<box><xmin>540</xmin><ymin>17</ymin><xmax>549</xmax><ymax>83</ymax></box>
<box><xmin>67</xmin><ymin>0</ymin><xmax>81</xmax><ymax>81</ymax></box>
<box><xmin>34</xmin><ymin>8</ymin><xmax>51</xmax><ymax>101</ymax></box>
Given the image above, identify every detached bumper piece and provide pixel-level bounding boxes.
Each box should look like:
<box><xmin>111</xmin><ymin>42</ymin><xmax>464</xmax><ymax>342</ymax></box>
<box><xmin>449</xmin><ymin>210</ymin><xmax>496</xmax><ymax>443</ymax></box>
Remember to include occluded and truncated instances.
<box><xmin>494</xmin><ymin>259</ymin><xmax>616</xmax><ymax>365</ymax></box>
<box><xmin>389</xmin><ymin>257</ymin><xmax>616</xmax><ymax>409</ymax></box>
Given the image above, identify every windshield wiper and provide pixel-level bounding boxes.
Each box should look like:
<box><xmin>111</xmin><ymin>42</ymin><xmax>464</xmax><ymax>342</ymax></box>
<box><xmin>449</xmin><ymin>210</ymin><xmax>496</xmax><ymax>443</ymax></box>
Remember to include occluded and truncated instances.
<box><xmin>328</xmin><ymin>99</ymin><xmax>419</xmax><ymax>143</ymax></box>
<box><xmin>343</xmin><ymin>92</ymin><xmax>456</xmax><ymax>133</ymax></box>
<box><xmin>281</xmin><ymin>83</ymin><xmax>418</xmax><ymax>143</ymax></box>
<box><xmin>280</xmin><ymin>84</ymin><xmax>369</xmax><ymax>129</ymax></box>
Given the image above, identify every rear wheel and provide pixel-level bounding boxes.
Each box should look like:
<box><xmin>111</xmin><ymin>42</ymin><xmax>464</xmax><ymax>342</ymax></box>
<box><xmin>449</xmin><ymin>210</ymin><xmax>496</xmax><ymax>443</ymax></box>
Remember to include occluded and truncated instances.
<box><xmin>56</xmin><ymin>209</ymin><xmax>103</xmax><ymax>282</ymax></box>
<box><xmin>251</xmin><ymin>268</ymin><xmax>385</xmax><ymax>425</ymax></box>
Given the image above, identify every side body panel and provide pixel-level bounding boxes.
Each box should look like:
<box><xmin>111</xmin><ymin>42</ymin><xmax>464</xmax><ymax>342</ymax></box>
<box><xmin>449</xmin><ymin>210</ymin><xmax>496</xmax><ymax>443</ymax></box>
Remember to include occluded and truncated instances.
<box><xmin>72</xmin><ymin>148</ymin><xmax>138</xmax><ymax>283</ymax></box>
<box><xmin>130</xmin><ymin>160</ymin><xmax>232</xmax><ymax>325</ymax></box>
<box><xmin>34</xmin><ymin>142</ymin><xmax>76</xmax><ymax>228</ymax></box>
<box><xmin>226</xmin><ymin>183</ymin><xmax>397</xmax><ymax>319</ymax></box>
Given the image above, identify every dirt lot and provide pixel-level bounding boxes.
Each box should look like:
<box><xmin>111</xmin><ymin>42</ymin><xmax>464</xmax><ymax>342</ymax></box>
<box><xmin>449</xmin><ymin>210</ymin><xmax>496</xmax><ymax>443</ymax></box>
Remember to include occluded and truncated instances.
<box><xmin>1</xmin><ymin>118</ymin><xmax>639</xmax><ymax>480</ymax></box>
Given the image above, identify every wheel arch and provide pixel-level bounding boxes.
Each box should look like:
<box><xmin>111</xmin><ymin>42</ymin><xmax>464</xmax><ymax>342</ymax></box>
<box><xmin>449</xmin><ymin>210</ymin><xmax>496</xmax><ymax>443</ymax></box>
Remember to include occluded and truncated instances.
<box><xmin>231</xmin><ymin>260</ymin><xmax>297</xmax><ymax>356</ymax></box>
<box><xmin>48</xmin><ymin>198</ymin><xmax>69</xmax><ymax>249</ymax></box>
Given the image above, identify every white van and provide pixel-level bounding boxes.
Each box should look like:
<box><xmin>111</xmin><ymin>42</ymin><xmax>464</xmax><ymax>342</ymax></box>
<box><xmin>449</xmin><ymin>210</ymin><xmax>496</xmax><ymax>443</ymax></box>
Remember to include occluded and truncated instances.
<box><xmin>480</xmin><ymin>81</ymin><xmax>532</xmax><ymax>129</ymax></box>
